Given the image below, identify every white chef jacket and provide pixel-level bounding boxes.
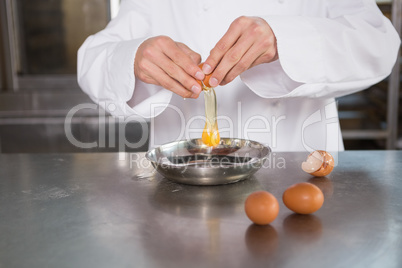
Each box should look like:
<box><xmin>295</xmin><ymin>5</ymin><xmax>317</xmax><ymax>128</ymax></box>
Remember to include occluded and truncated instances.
<box><xmin>77</xmin><ymin>0</ymin><xmax>400</xmax><ymax>152</ymax></box>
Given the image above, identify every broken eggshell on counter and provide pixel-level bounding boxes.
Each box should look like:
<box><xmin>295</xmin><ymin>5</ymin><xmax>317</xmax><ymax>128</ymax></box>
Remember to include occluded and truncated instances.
<box><xmin>301</xmin><ymin>150</ymin><xmax>334</xmax><ymax>177</ymax></box>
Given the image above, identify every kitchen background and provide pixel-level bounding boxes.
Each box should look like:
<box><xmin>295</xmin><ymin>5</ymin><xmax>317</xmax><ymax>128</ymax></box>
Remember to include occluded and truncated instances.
<box><xmin>0</xmin><ymin>0</ymin><xmax>400</xmax><ymax>153</ymax></box>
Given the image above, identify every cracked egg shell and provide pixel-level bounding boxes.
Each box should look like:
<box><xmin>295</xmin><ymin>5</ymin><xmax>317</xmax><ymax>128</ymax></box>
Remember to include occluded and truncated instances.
<box><xmin>301</xmin><ymin>150</ymin><xmax>334</xmax><ymax>177</ymax></box>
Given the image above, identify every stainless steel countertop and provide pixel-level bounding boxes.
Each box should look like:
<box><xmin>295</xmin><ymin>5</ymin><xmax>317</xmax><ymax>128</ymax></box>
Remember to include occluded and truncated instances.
<box><xmin>0</xmin><ymin>151</ymin><xmax>401</xmax><ymax>268</ymax></box>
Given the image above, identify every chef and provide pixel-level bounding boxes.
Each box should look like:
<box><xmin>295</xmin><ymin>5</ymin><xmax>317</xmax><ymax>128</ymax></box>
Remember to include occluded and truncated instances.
<box><xmin>77</xmin><ymin>0</ymin><xmax>400</xmax><ymax>152</ymax></box>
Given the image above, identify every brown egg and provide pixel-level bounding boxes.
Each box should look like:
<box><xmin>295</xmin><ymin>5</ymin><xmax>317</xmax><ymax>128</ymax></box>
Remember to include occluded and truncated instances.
<box><xmin>282</xmin><ymin>182</ymin><xmax>324</xmax><ymax>214</ymax></box>
<box><xmin>301</xmin><ymin>150</ymin><xmax>334</xmax><ymax>177</ymax></box>
<box><xmin>197</xmin><ymin>63</ymin><xmax>213</xmax><ymax>88</ymax></box>
<box><xmin>245</xmin><ymin>191</ymin><xmax>279</xmax><ymax>225</ymax></box>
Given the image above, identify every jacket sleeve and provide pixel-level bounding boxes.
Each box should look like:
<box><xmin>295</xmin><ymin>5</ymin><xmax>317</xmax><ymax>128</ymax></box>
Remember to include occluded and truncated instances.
<box><xmin>240</xmin><ymin>0</ymin><xmax>401</xmax><ymax>99</ymax></box>
<box><xmin>77</xmin><ymin>0</ymin><xmax>172</xmax><ymax>118</ymax></box>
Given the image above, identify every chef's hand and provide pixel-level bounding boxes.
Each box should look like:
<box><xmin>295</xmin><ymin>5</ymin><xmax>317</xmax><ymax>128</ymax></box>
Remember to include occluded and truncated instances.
<box><xmin>203</xmin><ymin>16</ymin><xmax>278</xmax><ymax>87</ymax></box>
<box><xmin>134</xmin><ymin>36</ymin><xmax>204</xmax><ymax>98</ymax></box>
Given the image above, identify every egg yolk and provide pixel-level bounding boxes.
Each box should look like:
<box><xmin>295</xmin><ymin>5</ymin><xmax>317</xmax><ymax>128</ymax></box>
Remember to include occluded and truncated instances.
<box><xmin>202</xmin><ymin>123</ymin><xmax>220</xmax><ymax>147</ymax></box>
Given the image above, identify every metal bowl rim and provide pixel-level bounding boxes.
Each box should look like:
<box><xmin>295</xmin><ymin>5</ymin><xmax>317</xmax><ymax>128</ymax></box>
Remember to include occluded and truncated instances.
<box><xmin>145</xmin><ymin>138</ymin><xmax>271</xmax><ymax>169</ymax></box>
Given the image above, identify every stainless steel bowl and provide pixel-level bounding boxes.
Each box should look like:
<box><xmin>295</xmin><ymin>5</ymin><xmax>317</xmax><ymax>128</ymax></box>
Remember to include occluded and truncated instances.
<box><xmin>145</xmin><ymin>138</ymin><xmax>271</xmax><ymax>186</ymax></box>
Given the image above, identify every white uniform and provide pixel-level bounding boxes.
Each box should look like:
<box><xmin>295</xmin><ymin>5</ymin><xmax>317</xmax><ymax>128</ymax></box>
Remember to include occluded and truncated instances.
<box><xmin>77</xmin><ymin>0</ymin><xmax>400</xmax><ymax>152</ymax></box>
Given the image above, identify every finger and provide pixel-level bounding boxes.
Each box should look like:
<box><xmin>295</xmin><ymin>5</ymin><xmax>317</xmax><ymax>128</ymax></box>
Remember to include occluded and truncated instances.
<box><xmin>209</xmin><ymin>33</ymin><xmax>254</xmax><ymax>87</ymax></box>
<box><xmin>160</xmin><ymin>39</ymin><xmax>204</xmax><ymax>81</ymax></box>
<box><xmin>134</xmin><ymin>55</ymin><xmax>160</xmax><ymax>85</ymax></box>
<box><xmin>139</xmin><ymin>73</ymin><xmax>158</xmax><ymax>85</ymax></box>
<box><xmin>176</xmin><ymin>42</ymin><xmax>202</xmax><ymax>65</ymax></box>
<box><xmin>221</xmin><ymin>43</ymin><xmax>264</xmax><ymax>85</ymax></box>
<box><xmin>221</xmin><ymin>44</ymin><xmax>277</xmax><ymax>86</ymax></box>
<box><xmin>143</xmin><ymin>60</ymin><xmax>196</xmax><ymax>98</ymax></box>
<box><xmin>249</xmin><ymin>32</ymin><xmax>278</xmax><ymax>69</ymax></box>
<box><xmin>154</xmin><ymin>52</ymin><xmax>202</xmax><ymax>96</ymax></box>
<box><xmin>249</xmin><ymin>47</ymin><xmax>278</xmax><ymax>69</ymax></box>
<box><xmin>203</xmin><ymin>16</ymin><xmax>249</xmax><ymax>74</ymax></box>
